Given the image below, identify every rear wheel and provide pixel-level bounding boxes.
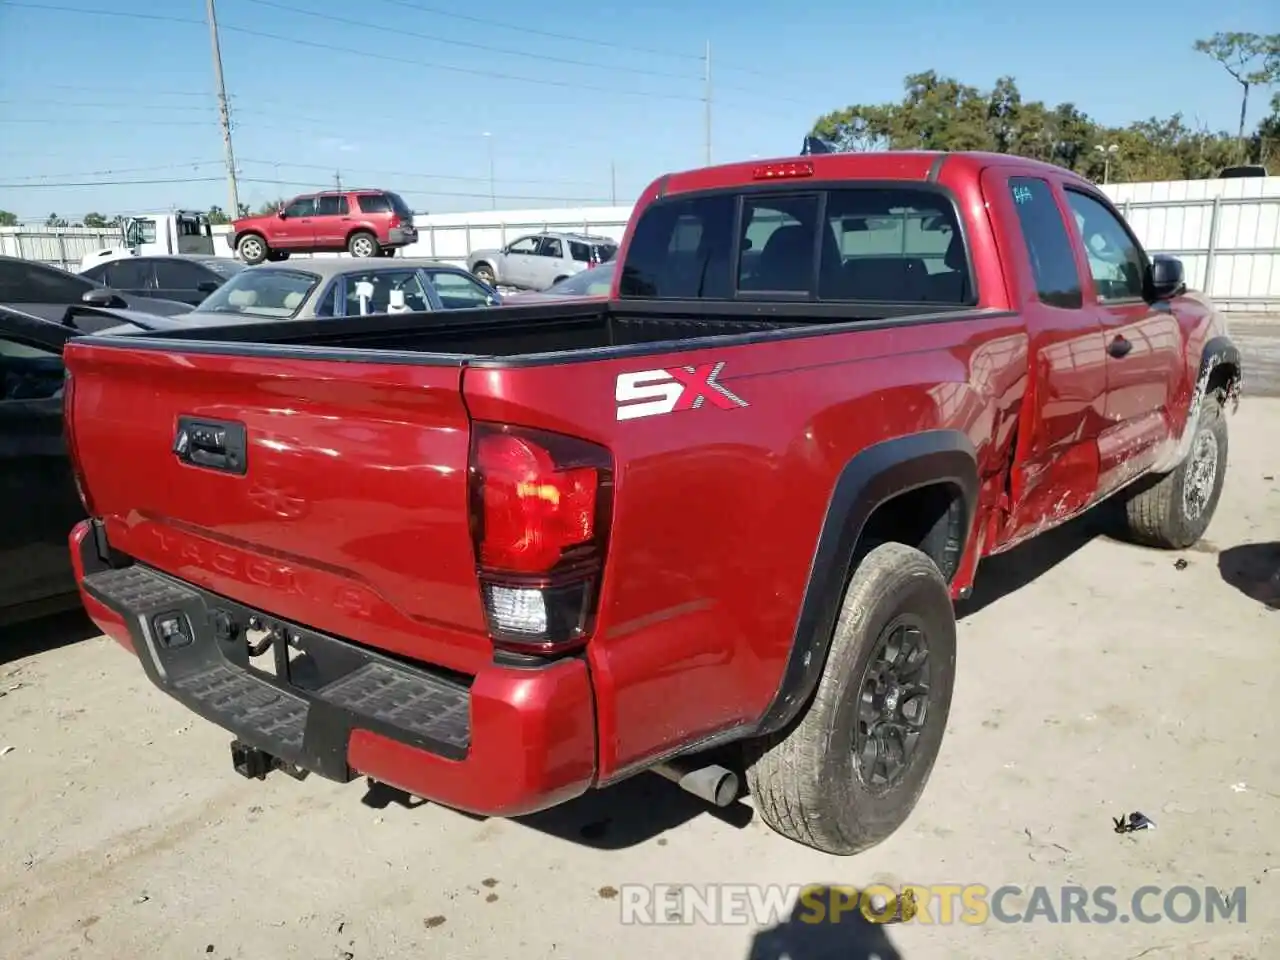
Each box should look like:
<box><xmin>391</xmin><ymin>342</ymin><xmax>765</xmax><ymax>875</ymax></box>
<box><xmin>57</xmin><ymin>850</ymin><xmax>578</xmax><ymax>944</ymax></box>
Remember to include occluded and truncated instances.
<box><xmin>1121</xmin><ymin>393</ymin><xmax>1229</xmax><ymax>549</ymax></box>
<box><xmin>348</xmin><ymin>231</ymin><xmax>379</xmax><ymax>258</ymax></box>
<box><xmin>473</xmin><ymin>263</ymin><xmax>496</xmax><ymax>286</ymax></box>
<box><xmin>236</xmin><ymin>233</ymin><xmax>268</xmax><ymax>265</ymax></box>
<box><xmin>745</xmin><ymin>542</ymin><xmax>957</xmax><ymax>855</ymax></box>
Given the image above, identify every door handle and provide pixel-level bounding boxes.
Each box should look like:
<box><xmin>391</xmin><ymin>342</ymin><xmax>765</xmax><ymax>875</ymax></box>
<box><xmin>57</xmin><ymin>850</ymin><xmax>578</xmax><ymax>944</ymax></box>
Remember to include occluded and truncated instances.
<box><xmin>173</xmin><ymin>416</ymin><xmax>248</xmax><ymax>474</ymax></box>
<box><xmin>1107</xmin><ymin>335</ymin><xmax>1132</xmax><ymax>358</ymax></box>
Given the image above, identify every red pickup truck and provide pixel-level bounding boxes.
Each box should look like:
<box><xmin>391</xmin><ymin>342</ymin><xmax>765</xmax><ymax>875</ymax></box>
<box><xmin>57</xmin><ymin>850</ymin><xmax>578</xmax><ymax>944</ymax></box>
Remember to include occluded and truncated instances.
<box><xmin>61</xmin><ymin>150</ymin><xmax>1241</xmax><ymax>856</ymax></box>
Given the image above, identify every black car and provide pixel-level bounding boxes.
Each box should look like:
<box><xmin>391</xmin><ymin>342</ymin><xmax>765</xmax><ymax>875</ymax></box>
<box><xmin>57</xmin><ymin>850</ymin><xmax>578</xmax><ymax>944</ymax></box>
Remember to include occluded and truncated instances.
<box><xmin>0</xmin><ymin>255</ymin><xmax>193</xmax><ymax>323</ymax></box>
<box><xmin>0</xmin><ymin>303</ymin><xmax>177</xmax><ymax>625</ymax></box>
<box><xmin>80</xmin><ymin>254</ymin><xmax>245</xmax><ymax>307</ymax></box>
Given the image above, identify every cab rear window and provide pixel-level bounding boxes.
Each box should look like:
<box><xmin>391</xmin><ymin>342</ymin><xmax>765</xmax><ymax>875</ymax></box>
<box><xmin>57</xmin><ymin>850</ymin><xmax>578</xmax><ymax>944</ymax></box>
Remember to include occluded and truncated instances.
<box><xmin>618</xmin><ymin>186</ymin><xmax>973</xmax><ymax>305</ymax></box>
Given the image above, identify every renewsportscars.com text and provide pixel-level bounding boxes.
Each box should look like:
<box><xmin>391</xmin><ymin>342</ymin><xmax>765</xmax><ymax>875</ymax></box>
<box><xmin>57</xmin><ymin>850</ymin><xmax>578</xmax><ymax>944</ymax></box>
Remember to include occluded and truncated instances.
<box><xmin>616</xmin><ymin>883</ymin><xmax>1247</xmax><ymax>926</ymax></box>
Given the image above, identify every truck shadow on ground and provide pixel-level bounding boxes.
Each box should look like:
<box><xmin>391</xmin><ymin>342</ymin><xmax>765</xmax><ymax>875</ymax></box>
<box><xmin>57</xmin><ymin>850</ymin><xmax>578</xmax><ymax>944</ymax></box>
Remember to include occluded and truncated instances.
<box><xmin>955</xmin><ymin>504</ymin><xmax>1116</xmax><ymax>618</ymax></box>
<box><xmin>0</xmin><ymin>608</ymin><xmax>101</xmax><ymax>667</ymax></box>
<box><xmin>361</xmin><ymin>766</ymin><xmax>757</xmax><ymax>850</ymax></box>
<box><xmin>1218</xmin><ymin>541</ymin><xmax>1280</xmax><ymax>610</ymax></box>
<box><xmin>746</xmin><ymin>892</ymin><xmax>904</xmax><ymax>960</ymax></box>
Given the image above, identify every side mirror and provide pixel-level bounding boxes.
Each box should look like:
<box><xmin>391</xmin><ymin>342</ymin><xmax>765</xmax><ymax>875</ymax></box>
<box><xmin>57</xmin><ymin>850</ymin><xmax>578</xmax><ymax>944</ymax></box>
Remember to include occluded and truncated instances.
<box><xmin>1147</xmin><ymin>255</ymin><xmax>1185</xmax><ymax>301</ymax></box>
<box><xmin>82</xmin><ymin>288</ymin><xmax>127</xmax><ymax>309</ymax></box>
<box><xmin>197</xmin><ymin>280</ymin><xmax>220</xmax><ymax>293</ymax></box>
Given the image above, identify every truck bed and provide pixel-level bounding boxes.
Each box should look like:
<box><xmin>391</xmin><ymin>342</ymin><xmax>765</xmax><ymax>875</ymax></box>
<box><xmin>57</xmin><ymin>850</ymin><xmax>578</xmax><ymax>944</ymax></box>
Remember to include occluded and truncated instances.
<box><xmin>85</xmin><ymin>298</ymin><xmax>984</xmax><ymax>363</ymax></box>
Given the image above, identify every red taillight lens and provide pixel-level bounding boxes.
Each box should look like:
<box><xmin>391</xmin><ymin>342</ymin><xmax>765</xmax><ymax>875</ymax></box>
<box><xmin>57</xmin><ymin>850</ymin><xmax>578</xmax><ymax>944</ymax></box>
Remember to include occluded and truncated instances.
<box><xmin>62</xmin><ymin>370</ymin><xmax>95</xmax><ymax>515</ymax></box>
<box><xmin>752</xmin><ymin>161</ymin><xmax>814</xmax><ymax>180</ymax></box>
<box><xmin>389</xmin><ymin>214</ymin><xmax>401</xmax><ymax>228</ymax></box>
<box><xmin>468</xmin><ymin>423</ymin><xmax>613</xmax><ymax>655</ymax></box>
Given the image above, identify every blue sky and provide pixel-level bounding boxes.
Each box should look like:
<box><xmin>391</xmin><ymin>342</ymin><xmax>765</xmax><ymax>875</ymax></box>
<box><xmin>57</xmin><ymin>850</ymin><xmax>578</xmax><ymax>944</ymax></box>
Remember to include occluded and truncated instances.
<box><xmin>0</xmin><ymin>0</ymin><xmax>1275</xmax><ymax>221</ymax></box>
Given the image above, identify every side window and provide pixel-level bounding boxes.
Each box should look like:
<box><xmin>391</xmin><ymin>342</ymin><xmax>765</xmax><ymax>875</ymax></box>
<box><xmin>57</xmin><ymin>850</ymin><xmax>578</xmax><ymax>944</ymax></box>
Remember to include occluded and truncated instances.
<box><xmin>104</xmin><ymin>259</ymin><xmax>153</xmax><ymax>288</ymax></box>
<box><xmin>819</xmin><ymin>187</ymin><xmax>971</xmax><ymax>303</ymax></box>
<box><xmin>1064</xmin><ymin>190</ymin><xmax>1147</xmax><ymax>302</ymax></box>
<box><xmin>355</xmin><ymin>194</ymin><xmax>391</xmax><ymax>214</ymax></box>
<box><xmin>0</xmin><ymin>337</ymin><xmax>64</xmax><ymax>403</ymax></box>
<box><xmin>153</xmin><ymin>260</ymin><xmax>209</xmax><ymax>289</ymax></box>
<box><xmin>617</xmin><ymin>194</ymin><xmax>735</xmax><ymax>299</ymax></box>
<box><xmin>1007</xmin><ymin>177</ymin><xmax>1083</xmax><ymax>310</ymax></box>
<box><xmin>313</xmin><ymin>281</ymin><xmax>338</xmax><ymax>318</ymax></box>
<box><xmin>0</xmin><ymin>261</ymin><xmax>93</xmax><ymax>303</ymax></box>
<box><xmin>738</xmin><ymin>195</ymin><xmax>819</xmax><ymax>294</ymax></box>
<box><xmin>538</xmin><ymin>237</ymin><xmax>564</xmax><ymax>258</ymax></box>
<box><xmin>507</xmin><ymin>236</ymin><xmax>540</xmax><ymax>255</ymax></box>
<box><xmin>428</xmin><ymin>271</ymin><xmax>494</xmax><ymax>309</ymax></box>
<box><xmin>340</xmin><ymin>270</ymin><xmax>431</xmax><ymax>316</ymax></box>
<box><xmin>315</xmin><ymin>194</ymin><xmax>349</xmax><ymax>216</ymax></box>
<box><xmin>283</xmin><ymin>196</ymin><xmax>316</xmax><ymax>218</ymax></box>
<box><xmin>569</xmin><ymin>241</ymin><xmax>591</xmax><ymax>262</ymax></box>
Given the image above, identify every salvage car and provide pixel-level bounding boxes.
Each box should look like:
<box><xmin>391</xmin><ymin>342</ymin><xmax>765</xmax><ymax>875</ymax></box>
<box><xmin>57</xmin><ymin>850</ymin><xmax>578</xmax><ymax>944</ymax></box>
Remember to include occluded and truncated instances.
<box><xmin>0</xmin><ymin>255</ymin><xmax>192</xmax><ymax>321</ymax></box>
<box><xmin>0</xmin><ymin>303</ymin><xmax>192</xmax><ymax>624</ymax></box>
<box><xmin>229</xmin><ymin>189</ymin><xmax>418</xmax><ymax>264</ymax></box>
<box><xmin>60</xmin><ymin>149</ymin><xmax>1240</xmax><ymax>856</ymax></box>
<box><xmin>80</xmin><ymin>254</ymin><xmax>244</xmax><ymax>307</ymax></box>
<box><xmin>167</xmin><ymin>258</ymin><xmax>501</xmax><ymax>323</ymax></box>
<box><xmin>466</xmin><ymin>231</ymin><xmax>617</xmax><ymax>290</ymax></box>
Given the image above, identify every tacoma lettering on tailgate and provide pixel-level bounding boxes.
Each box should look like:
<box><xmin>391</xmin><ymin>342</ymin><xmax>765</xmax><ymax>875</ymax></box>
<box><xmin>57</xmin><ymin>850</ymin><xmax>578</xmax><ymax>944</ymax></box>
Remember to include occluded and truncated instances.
<box><xmin>615</xmin><ymin>361</ymin><xmax>749</xmax><ymax>421</ymax></box>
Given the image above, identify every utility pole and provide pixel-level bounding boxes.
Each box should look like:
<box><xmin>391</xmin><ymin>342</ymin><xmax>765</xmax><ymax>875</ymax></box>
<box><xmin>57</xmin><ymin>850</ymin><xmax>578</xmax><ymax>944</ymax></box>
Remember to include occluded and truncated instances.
<box><xmin>205</xmin><ymin>0</ymin><xmax>240</xmax><ymax>218</ymax></box>
<box><xmin>610</xmin><ymin>161</ymin><xmax>616</xmax><ymax>205</ymax></box>
<box><xmin>706</xmin><ymin>40</ymin><xmax>716</xmax><ymax>167</ymax></box>
<box><xmin>334</xmin><ymin>170</ymin><xmax>343</xmax><ymax>191</ymax></box>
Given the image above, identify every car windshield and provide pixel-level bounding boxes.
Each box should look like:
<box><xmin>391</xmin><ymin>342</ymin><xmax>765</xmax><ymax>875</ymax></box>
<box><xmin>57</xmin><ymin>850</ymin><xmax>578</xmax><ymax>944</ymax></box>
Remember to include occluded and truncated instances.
<box><xmin>194</xmin><ymin>268</ymin><xmax>318</xmax><ymax>318</ymax></box>
<box><xmin>202</xmin><ymin>259</ymin><xmax>247</xmax><ymax>280</ymax></box>
<box><xmin>548</xmin><ymin>261</ymin><xmax>615</xmax><ymax>296</ymax></box>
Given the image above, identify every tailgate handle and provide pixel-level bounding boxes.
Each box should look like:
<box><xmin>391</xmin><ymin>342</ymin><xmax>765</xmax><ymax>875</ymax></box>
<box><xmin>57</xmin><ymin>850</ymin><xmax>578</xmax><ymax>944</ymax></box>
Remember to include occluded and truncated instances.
<box><xmin>173</xmin><ymin>417</ymin><xmax>248</xmax><ymax>475</ymax></box>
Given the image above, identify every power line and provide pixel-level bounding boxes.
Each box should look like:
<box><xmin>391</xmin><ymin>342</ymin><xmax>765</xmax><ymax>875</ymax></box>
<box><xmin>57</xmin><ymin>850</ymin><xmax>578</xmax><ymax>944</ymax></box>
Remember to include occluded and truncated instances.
<box><xmin>237</xmin><ymin>158</ymin><xmax>607</xmax><ymax>189</ymax></box>
<box><xmin>1</xmin><ymin>161</ymin><xmax>224</xmax><ymax>181</ymax></box>
<box><xmin>243</xmin><ymin>0</ymin><xmax>700</xmax><ymax>82</ymax></box>
<box><xmin>4</xmin><ymin>2</ymin><xmax>698</xmax><ymax>103</ymax></box>
<box><xmin>0</xmin><ymin>174</ymin><xmax>617</xmax><ymax>204</ymax></box>
<box><xmin>368</xmin><ymin>0</ymin><xmax>703</xmax><ymax>62</ymax></box>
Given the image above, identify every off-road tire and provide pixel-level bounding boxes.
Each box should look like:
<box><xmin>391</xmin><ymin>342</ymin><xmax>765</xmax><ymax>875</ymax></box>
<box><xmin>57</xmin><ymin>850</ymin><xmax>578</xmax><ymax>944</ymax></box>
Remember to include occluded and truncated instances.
<box><xmin>744</xmin><ymin>542</ymin><xmax>957</xmax><ymax>856</ymax></box>
<box><xmin>472</xmin><ymin>263</ymin><xmax>496</xmax><ymax>285</ymax></box>
<box><xmin>1122</xmin><ymin>393</ymin><xmax>1228</xmax><ymax>550</ymax></box>
<box><xmin>236</xmin><ymin>233</ymin><xmax>268</xmax><ymax>265</ymax></box>
<box><xmin>348</xmin><ymin>231</ymin><xmax>380</xmax><ymax>258</ymax></box>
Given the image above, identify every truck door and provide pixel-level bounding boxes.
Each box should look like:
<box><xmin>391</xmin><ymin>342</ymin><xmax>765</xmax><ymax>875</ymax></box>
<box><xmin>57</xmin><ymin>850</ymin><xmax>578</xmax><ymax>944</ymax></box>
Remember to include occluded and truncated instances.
<box><xmin>312</xmin><ymin>193</ymin><xmax>349</xmax><ymax>248</ymax></box>
<box><xmin>502</xmin><ymin>235</ymin><xmax>541</xmax><ymax>287</ymax></box>
<box><xmin>1060</xmin><ymin>187</ymin><xmax>1182</xmax><ymax>493</ymax></box>
<box><xmin>981</xmin><ymin>169</ymin><xmax>1110</xmax><ymax>547</ymax></box>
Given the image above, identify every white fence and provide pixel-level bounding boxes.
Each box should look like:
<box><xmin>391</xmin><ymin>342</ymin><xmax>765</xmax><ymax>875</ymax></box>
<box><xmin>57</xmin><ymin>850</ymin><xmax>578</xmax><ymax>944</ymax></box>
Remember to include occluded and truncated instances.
<box><xmin>0</xmin><ymin>225</ymin><xmax>119</xmax><ymax>271</ymax></box>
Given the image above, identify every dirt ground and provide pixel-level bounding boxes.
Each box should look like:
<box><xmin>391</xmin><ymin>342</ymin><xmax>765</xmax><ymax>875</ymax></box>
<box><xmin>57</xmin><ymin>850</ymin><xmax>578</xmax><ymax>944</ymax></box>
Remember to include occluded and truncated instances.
<box><xmin>2</xmin><ymin>400</ymin><xmax>1278</xmax><ymax>960</ymax></box>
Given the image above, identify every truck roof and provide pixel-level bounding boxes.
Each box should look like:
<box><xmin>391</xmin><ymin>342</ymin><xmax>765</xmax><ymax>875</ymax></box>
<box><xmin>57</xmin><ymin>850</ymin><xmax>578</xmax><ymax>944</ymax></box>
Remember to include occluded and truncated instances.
<box><xmin>646</xmin><ymin>150</ymin><xmax>1094</xmax><ymax>200</ymax></box>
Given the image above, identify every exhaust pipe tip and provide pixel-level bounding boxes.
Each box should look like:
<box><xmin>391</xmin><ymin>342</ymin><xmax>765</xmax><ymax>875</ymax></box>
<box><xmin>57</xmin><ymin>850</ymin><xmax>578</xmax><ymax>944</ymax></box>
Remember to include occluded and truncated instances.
<box><xmin>652</xmin><ymin>759</ymin><xmax>740</xmax><ymax>808</ymax></box>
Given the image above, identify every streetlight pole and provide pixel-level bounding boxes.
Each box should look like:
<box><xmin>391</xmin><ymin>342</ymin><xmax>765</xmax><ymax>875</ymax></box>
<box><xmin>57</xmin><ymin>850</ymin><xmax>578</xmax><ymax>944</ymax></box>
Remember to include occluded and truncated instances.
<box><xmin>205</xmin><ymin>0</ymin><xmax>240</xmax><ymax>218</ymax></box>
<box><xmin>1095</xmin><ymin>143</ymin><xmax>1119</xmax><ymax>185</ymax></box>
<box><xmin>483</xmin><ymin>132</ymin><xmax>495</xmax><ymax>209</ymax></box>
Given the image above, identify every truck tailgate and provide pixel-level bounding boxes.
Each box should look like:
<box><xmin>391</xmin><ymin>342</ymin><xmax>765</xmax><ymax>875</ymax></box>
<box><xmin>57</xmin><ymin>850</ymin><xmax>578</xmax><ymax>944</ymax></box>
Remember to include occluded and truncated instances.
<box><xmin>63</xmin><ymin>341</ymin><xmax>490</xmax><ymax>675</ymax></box>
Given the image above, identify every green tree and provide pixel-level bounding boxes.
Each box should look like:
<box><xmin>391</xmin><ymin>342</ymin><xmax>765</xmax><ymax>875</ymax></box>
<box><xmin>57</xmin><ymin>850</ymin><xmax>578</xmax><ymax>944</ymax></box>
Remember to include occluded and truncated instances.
<box><xmin>0</xmin><ymin>210</ymin><xmax>17</xmax><ymax>227</ymax></box>
<box><xmin>83</xmin><ymin>212</ymin><xmax>109</xmax><ymax>228</ymax></box>
<box><xmin>810</xmin><ymin>64</ymin><xmax>1280</xmax><ymax>183</ymax></box>
<box><xmin>45</xmin><ymin>213</ymin><xmax>68</xmax><ymax>228</ymax></box>
<box><xmin>1193</xmin><ymin>32</ymin><xmax>1280</xmax><ymax>151</ymax></box>
<box><xmin>206</xmin><ymin>205</ymin><xmax>230</xmax><ymax>225</ymax></box>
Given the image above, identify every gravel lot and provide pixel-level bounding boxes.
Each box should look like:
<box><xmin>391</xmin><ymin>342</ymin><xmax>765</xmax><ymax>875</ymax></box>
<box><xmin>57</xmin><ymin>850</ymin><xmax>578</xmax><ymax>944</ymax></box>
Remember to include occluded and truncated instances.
<box><xmin>2</xmin><ymin>399</ymin><xmax>1277</xmax><ymax>960</ymax></box>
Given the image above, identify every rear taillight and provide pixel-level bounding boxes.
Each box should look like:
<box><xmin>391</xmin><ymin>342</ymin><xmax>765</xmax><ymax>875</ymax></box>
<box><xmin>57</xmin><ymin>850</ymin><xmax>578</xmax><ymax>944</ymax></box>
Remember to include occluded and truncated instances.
<box><xmin>468</xmin><ymin>422</ymin><xmax>613</xmax><ymax>657</ymax></box>
<box><xmin>62</xmin><ymin>371</ymin><xmax>95</xmax><ymax>515</ymax></box>
<box><xmin>389</xmin><ymin>214</ymin><xmax>401</xmax><ymax>228</ymax></box>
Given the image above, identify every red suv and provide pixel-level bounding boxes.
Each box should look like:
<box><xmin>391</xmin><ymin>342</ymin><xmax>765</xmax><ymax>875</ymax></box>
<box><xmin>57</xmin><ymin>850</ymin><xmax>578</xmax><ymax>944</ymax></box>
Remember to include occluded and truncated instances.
<box><xmin>231</xmin><ymin>189</ymin><xmax>419</xmax><ymax>264</ymax></box>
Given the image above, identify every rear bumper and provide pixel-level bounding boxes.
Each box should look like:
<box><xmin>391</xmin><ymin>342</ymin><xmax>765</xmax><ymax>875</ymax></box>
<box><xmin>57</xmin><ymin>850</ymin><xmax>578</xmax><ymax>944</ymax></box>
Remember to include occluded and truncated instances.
<box><xmin>387</xmin><ymin>227</ymin><xmax>417</xmax><ymax>245</ymax></box>
<box><xmin>69</xmin><ymin>520</ymin><xmax>596</xmax><ymax>817</ymax></box>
